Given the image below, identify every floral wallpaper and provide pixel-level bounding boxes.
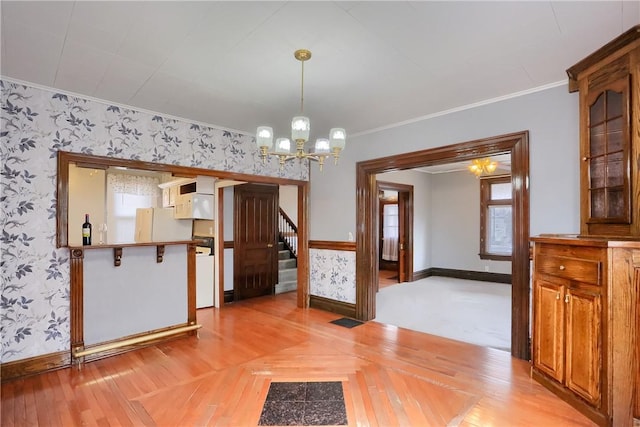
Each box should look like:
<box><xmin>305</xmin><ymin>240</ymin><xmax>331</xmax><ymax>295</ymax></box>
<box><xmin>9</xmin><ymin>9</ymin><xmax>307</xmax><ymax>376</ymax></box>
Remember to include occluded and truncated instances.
<box><xmin>0</xmin><ymin>79</ymin><xmax>309</xmax><ymax>363</ymax></box>
<box><xmin>309</xmin><ymin>249</ymin><xmax>356</xmax><ymax>304</ymax></box>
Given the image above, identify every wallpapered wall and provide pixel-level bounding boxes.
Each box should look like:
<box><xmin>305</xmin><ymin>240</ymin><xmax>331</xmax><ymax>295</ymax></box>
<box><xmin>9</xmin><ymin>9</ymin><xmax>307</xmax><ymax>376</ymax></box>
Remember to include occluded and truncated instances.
<box><xmin>0</xmin><ymin>79</ymin><xmax>326</xmax><ymax>363</ymax></box>
<box><xmin>309</xmin><ymin>249</ymin><xmax>356</xmax><ymax>304</ymax></box>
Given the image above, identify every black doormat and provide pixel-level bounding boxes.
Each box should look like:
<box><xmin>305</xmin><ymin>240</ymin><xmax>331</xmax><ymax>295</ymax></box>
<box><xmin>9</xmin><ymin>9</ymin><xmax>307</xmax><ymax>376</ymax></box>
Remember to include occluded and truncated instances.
<box><xmin>258</xmin><ymin>381</ymin><xmax>347</xmax><ymax>426</ymax></box>
<box><xmin>330</xmin><ymin>317</ymin><xmax>364</xmax><ymax>328</ymax></box>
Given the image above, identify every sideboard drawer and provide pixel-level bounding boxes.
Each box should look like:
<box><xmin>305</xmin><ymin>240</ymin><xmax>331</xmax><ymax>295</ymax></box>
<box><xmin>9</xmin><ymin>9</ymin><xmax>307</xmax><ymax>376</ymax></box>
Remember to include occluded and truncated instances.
<box><xmin>536</xmin><ymin>255</ymin><xmax>602</xmax><ymax>285</ymax></box>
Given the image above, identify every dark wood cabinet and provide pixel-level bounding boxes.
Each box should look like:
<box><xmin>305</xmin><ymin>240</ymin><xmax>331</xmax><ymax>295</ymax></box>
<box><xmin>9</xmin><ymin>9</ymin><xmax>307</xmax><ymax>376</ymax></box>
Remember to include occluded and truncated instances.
<box><xmin>567</xmin><ymin>25</ymin><xmax>640</xmax><ymax>237</ymax></box>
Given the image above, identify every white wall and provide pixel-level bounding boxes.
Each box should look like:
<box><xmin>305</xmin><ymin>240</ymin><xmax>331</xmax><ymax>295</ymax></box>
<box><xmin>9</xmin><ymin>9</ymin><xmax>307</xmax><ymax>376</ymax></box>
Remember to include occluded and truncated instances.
<box><xmin>310</xmin><ymin>84</ymin><xmax>581</xmax><ymax>241</ymax></box>
<box><xmin>279</xmin><ymin>185</ymin><xmax>298</xmax><ymax>226</ymax></box>
<box><xmin>376</xmin><ymin>170</ymin><xmax>432</xmax><ymax>271</ymax></box>
<box><xmin>68</xmin><ymin>164</ymin><xmax>106</xmax><ymax>246</ymax></box>
<box><xmin>430</xmin><ymin>171</ymin><xmax>511</xmax><ymax>274</ymax></box>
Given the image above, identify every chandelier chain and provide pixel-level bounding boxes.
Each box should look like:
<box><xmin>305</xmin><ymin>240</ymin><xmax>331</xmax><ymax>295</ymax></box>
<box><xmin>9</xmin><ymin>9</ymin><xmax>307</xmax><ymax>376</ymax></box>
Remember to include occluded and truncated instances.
<box><xmin>300</xmin><ymin>59</ymin><xmax>305</xmax><ymax>114</ymax></box>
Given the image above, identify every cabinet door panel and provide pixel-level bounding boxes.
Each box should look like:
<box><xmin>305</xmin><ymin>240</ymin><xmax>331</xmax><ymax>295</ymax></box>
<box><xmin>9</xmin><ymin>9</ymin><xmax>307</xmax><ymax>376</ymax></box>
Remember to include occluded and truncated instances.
<box><xmin>565</xmin><ymin>287</ymin><xmax>602</xmax><ymax>406</ymax></box>
<box><xmin>584</xmin><ymin>77</ymin><xmax>631</xmax><ymax>226</ymax></box>
<box><xmin>533</xmin><ymin>279</ymin><xmax>564</xmax><ymax>382</ymax></box>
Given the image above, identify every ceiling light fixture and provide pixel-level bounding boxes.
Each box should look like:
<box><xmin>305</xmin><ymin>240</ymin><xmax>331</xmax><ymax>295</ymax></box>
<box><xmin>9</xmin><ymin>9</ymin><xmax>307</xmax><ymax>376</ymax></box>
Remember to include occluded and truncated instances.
<box><xmin>256</xmin><ymin>49</ymin><xmax>346</xmax><ymax>171</ymax></box>
<box><xmin>468</xmin><ymin>157</ymin><xmax>498</xmax><ymax>177</ymax></box>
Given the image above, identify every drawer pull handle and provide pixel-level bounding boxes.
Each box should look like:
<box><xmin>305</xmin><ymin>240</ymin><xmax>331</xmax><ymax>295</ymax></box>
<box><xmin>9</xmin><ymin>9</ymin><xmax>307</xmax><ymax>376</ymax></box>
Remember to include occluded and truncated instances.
<box><xmin>556</xmin><ymin>292</ymin><xmax>560</xmax><ymax>300</ymax></box>
<box><xmin>565</xmin><ymin>294</ymin><xmax>570</xmax><ymax>304</ymax></box>
<box><xmin>559</xmin><ymin>265</ymin><xmax>566</xmax><ymax>271</ymax></box>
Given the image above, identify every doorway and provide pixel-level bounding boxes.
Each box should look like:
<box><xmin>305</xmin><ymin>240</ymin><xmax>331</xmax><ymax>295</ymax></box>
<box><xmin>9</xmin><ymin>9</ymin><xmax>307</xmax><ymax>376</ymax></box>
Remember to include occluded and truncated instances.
<box><xmin>376</xmin><ymin>181</ymin><xmax>413</xmax><ymax>286</ymax></box>
<box><xmin>355</xmin><ymin>131</ymin><xmax>530</xmax><ymax>360</ymax></box>
<box><xmin>233</xmin><ymin>183</ymin><xmax>279</xmax><ymax>300</ymax></box>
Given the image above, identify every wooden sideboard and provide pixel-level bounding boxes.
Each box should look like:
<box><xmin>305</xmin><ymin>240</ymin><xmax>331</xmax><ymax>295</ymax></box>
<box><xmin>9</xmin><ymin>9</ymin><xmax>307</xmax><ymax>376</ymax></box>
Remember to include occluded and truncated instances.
<box><xmin>531</xmin><ymin>235</ymin><xmax>640</xmax><ymax>427</ymax></box>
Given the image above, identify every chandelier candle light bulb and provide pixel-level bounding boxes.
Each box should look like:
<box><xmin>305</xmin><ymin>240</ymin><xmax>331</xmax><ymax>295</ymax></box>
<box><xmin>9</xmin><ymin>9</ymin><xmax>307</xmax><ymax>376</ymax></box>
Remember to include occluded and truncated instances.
<box><xmin>256</xmin><ymin>49</ymin><xmax>346</xmax><ymax>171</ymax></box>
<box><xmin>468</xmin><ymin>157</ymin><xmax>498</xmax><ymax>177</ymax></box>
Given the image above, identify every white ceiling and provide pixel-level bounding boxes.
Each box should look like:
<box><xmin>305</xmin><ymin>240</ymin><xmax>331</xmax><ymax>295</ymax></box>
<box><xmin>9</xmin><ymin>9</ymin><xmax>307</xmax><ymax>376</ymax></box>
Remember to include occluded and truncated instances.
<box><xmin>1</xmin><ymin>1</ymin><xmax>639</xmax><ymax>141</ymax></box>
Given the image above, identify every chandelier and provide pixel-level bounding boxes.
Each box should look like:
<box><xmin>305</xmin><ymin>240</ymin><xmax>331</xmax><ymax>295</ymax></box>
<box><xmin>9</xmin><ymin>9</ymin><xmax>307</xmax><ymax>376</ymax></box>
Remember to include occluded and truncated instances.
<box><xmin>468</xmin><ymin>157</ymin><xmax>498</xmax><ymax>177</ymax></box>
<box><xmin>256</xmin><ymin>49</ymin><xmax>346</xmax><ymax>171</ymax></box>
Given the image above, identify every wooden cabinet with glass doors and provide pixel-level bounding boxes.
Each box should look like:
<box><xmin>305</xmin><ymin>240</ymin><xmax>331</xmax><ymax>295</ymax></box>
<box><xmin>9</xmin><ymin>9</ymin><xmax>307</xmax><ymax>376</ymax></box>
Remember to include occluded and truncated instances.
<box><xmin>566</xmin><ymin>25</ymin><xmax>640</xmax><ymax>237</ymax></box>
<box><xmin>530</xmin><ymin>27</ymin><xmax>640</xmax><ymax>427</ymax></box>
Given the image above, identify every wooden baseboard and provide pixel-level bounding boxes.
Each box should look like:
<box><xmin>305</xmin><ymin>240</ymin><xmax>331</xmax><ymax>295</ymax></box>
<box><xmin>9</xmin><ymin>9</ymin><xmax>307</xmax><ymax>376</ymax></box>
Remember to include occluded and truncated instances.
<box><xmin>309</xmin><ymin>295</ymin><xmax>356</xmax><ymax>318</ymax></box>
<box><xmin>2</xmin><ymin>324</ymin><xmax>199</xmax><ymax>382</ymax></box>
<box><xmin>1</xmin><ymin>350</ymin><xmax>70</xmax><ymax>383</ymax></box>
<box><xmin>224</xmin><ymin>290</ymin><xmax>234</xmax><ymax>303</ymax></box>
<box><xmin>413</xmin><ymin>267</ymin><xmax>511</xmax><ymax>284</ymax></box>
<box><xmin>78</xmin><ymin>323</ymin><xmax>198</xmax><ymax>364</ymax></box>
<box><xmin>412</xmin><ymin>268</ymin><xmax>431</xmax><ymax>280</ymax></box>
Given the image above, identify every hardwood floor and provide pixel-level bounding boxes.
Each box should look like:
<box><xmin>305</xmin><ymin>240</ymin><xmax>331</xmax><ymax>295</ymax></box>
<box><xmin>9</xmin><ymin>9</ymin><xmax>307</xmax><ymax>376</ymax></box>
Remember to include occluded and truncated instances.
<box><xmin>1</xmin><ymin>292</ymin><xmax>595</xmax><ymax>426</ymax></box>
<box><xmin>378</xmin><ymin>269</ymin><xmax>398</xmax><ymax>289</ymax></box>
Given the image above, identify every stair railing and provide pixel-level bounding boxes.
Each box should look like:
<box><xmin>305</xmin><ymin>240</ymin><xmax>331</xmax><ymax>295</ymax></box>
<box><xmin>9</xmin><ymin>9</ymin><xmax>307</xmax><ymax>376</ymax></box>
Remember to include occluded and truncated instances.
<box><xmin>278</xmin><ymin>208</ymin><xmax>298</xmax><ymax>258</ymax></box>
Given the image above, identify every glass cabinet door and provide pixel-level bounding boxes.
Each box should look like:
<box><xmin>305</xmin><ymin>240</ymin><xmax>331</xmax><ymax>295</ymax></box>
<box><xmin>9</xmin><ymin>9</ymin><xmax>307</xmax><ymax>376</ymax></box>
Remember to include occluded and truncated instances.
<box><xmin>585</xmin><ymin>77</ymin><xmax>630</xmax><ymax>224</ymax></box>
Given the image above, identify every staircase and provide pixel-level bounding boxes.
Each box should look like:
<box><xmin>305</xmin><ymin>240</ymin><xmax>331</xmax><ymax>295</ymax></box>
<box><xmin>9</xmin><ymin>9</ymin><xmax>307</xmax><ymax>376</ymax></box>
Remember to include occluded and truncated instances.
<box><xmin>276</xmin><ymin>241</ymin><xmax>297</xmax><ymax>294</ymax></box>
<box><xmin>275</xmin><ymin>208</ymin><xmax>297</xmax><ymax>294</ymax></box>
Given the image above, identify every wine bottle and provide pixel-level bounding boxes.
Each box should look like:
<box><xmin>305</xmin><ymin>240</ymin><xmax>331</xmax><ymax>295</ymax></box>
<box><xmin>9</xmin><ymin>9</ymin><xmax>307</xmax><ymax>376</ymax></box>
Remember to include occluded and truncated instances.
<box><xmin>82</xmin><ymin>214</ymin><xmax>92</xmax><ymax>246</ymax></box>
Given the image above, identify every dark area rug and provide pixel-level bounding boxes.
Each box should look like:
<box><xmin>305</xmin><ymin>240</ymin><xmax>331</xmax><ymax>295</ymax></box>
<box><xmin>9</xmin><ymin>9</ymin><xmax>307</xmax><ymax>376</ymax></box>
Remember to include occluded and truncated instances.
<box><xmin>258</xmin><ymin>381</ymin><xmax>347</xmax><ymax>426</ymax></box>
<box><xmin>330</xmin><ymin>317</ymin><xmax>364</xmax><ymax>328</ymax></box>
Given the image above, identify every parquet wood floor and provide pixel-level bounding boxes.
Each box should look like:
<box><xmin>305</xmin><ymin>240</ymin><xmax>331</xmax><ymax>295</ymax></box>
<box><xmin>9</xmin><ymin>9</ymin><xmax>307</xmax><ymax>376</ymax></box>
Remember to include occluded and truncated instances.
<box><xmin>1</xmin><ymin>292</ymin><xmax>596</xmax><ymax>426</ymax></box>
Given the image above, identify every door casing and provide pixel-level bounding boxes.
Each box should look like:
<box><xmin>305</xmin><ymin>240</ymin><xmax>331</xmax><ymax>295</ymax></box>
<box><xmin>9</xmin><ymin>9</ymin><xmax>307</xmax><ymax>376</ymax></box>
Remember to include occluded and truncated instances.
<box><xmin>376</xmin><ymin>181</ymin><xmax>413</xmax><ymax>285</ymax></box>
<box><xmin>355</xmin><ymin>131</ymin><xmax>530</xmax><ymax>360</ymax></box>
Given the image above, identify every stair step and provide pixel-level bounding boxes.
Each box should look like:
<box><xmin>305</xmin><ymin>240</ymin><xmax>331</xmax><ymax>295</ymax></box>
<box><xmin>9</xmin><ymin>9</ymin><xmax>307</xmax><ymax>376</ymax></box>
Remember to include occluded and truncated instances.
<box><xmin>278</xmin><ymin>250</ymin><xmax>291</xmax><ymax>260</ymax></box>
<box><xmin>279</xmin><ymin>268</ymin><xmax>297</xmax><ymax>282</ymax></box>
<box><xmin>275</xmin><ymin>280</ymin><xmax>297</xmax><ymax>294</ymax></box>
<box><xmin>279</xmin><ymin>258</ymin><xmax>297</xmax><ymax>269</ymax></box>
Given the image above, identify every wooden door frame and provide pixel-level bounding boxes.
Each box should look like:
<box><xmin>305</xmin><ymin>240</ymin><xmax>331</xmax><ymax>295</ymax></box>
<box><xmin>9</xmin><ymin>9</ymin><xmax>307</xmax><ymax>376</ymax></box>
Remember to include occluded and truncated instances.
<box><xmin>355</xmin><ymin>131</ymin><xmax>530</xmax><ymax>360</ymax></box>
<box><xmin>376</xmin><ymin>181</ymin><xmax>414</xmax><ymax>284</ymax></box>
<box><xmin>216</xmin><ymin>179</ymin><xmax>311</xmax><ymax>309</ymax></box>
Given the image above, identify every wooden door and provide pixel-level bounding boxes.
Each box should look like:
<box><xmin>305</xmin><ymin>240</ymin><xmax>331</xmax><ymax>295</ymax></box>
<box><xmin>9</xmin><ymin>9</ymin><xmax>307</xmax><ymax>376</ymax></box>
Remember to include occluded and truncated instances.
<box><xmin>532</xmin><ymin>279</ymin><xmax>565</xmax><ymax>383</ymax></box>
<box><xmin>234</xmin><ymin>183</ymin><xmax>279</xmax><ymax>300</ymax></box>
<box><xmin>565</xmin><ymin>286</ymin><xmax>602</xmax><ymax>406</ymax></box>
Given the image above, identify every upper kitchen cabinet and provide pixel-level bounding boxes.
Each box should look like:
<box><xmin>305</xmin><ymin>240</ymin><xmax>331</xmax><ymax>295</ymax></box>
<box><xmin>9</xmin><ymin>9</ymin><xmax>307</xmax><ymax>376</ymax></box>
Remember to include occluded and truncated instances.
<box><xmin>159</xmin><ymin>176</ymin><xmax>215</xmax><ymax>219</ymax></box>
<box><xmin>567</xmin><ymin>25</ymin><xmax>640</xmax><ymax>237</ymax></box>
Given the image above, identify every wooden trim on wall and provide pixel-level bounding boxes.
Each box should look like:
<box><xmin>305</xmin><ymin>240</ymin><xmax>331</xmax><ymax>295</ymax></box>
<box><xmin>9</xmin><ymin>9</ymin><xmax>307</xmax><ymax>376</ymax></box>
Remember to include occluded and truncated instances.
<box><xmin>429</xmin><ymin>268</ymin><xmax>512</xmax><ymax>284</ymax></box>
<box><xmin>77</xmin><ymin>323</ymin><xmax>197</xmax><ymax>364</ymax></box>
<box><xmin>224</xmin><ymin>290</ymin><xmax>234</xmax><ymax>303</ymax></box>
<box><xmin>412</xmin><ymin>269</ymin><xmax>431</xmax><ymax>281</ymax></box>
<box><xmin>309</xmin><ymin>241</ymin><xmax>356</xmax><ymax>251</ymax></box>
<box><xmin>356</xmin><ymin>131</ymin><xmax>530</xmax><ymax>360</ymax></box>
<box><xmin>297</xmin><ymin>182</ymin><xmax>311</xmax><ymax>309</ymax></box>
<box><xmin>69</xmin><ymin>248</ymin><xmax>85</xmax><ymax>358</ymax></box>
<box><xmin>412</xmin><ymin>268</ymin><xmax>511</xmax><ymax>283</ymax></box>
<box><xmin>1</xmin><ymin>351</ymin><xmax>70</xmax><ymax>383</ymax></box>
<box><xmin>56</xmin><ymin>151</ymin><xmax>308</xmax><ymax>248</ymax></box>
<box><xmin>377</xmin><ymin>180</ymin><xmax>414</xmax><ymax>284</ymax></box>
<box><xmin>223</xmin><ymin>241</ymin><xmax>234</xmax><ymax>249</ymax></box>
<box><xmin>187</xmin><ymin>243</ymin><xmax>197</xmax><ymax>324</ymax></box>
<box><xmin>217</xmin><ymin>187</ymin><xmax>225</xmax><ymax>307</ymax></box>
<box><xmin>309</xmin><ymin>295</ymin><xmax>356</xmax><ymax>319</ymax></box>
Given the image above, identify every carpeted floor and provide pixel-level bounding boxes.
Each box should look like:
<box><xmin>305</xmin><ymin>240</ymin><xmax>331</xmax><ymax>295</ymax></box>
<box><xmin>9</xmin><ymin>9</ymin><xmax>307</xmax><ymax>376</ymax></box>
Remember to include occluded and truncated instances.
<box><xmin>375</xmin><ymin>276</ymin><xmax>511</xmax><ymax>351</ymax></box>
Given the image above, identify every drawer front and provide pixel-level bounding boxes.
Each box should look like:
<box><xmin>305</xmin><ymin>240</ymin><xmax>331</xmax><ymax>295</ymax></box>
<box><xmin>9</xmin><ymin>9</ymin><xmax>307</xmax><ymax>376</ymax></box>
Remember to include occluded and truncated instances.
<box><xmin>536</xmin><ymin>255</ymin><xmax>602</xmax><ymax>285</ymax></box>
